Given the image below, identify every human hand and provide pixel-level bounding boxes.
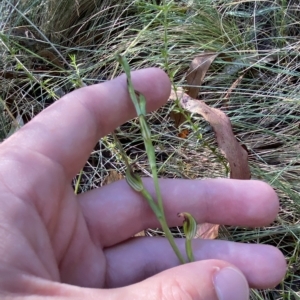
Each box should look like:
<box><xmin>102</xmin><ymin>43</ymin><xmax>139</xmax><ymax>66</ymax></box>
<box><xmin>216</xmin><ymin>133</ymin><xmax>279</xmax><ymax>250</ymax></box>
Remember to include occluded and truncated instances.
<box><xmin>0</xmin><ymin>68</ymin><xmax>286</xmax><ymax>299</ymax></box>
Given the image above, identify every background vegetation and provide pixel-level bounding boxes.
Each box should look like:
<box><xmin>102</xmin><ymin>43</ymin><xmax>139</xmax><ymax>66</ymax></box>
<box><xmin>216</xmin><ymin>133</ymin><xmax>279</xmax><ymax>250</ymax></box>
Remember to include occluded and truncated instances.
<box><xmin>0</xmin><ymin>0</ymin><xmax>299</xmax><ymax>298</ymax></box>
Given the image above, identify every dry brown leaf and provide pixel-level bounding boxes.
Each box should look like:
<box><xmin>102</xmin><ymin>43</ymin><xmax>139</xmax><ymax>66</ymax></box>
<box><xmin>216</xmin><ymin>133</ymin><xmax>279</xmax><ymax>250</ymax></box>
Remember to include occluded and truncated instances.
<box><xmin>170</xmin><ymin>86</ymin><xmax>251</xmax><ymax>240</ymax></box>
<box><xmin>196</xmin><ymin>223</ymin><xmax>219</xmax><ymax>239</ymax></box>
<box><xmin>170</xmin><ymin>88</ymin><xmax>251</xmax><ymax>179</ymax></box>
<box><xmin>178</xmin><ymin>129</ymin><xmax>190</xmax><ymax>139</ymax></box>
<box><xmin>171</xmin><ymin>54</ymin><xmax>249</xmax><ymax>241</ymax></box>
<box><xmin>186</xmin><ymin>52</ymin><xmax>218</xmax><ymax>99</ymax></box>
<box><xmin>170</xmin><ymin>53</ymin><xmax>217</xmax><ymax>128</ymax></box>
<box><xmin>134</xmin><ymin>231</ymin><xmax>145</xmax><ymax>237</ymax></box>
<box><xmin>170</xmin><ymin>110</ymin><xmax>187</xmax><ymax>128</ymax></box>
<box><xmin>102</xmin><ymin>169</ymin><xmax>124</xmax><ymax>186</ymax></box>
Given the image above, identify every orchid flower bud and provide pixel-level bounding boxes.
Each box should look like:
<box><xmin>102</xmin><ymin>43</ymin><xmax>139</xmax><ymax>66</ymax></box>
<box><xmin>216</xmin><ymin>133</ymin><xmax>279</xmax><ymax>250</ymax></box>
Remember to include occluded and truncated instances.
<box><xmin>126</xmin><ymin>168</ymin><xmax>144</xmax><ymax>192</ymax></box>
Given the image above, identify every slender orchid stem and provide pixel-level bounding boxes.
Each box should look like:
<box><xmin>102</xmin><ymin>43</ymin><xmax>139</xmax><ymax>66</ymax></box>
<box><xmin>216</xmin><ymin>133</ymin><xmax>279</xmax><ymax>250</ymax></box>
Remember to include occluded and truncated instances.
<box><xmin>115</xmin><ymin>55</ymin><xmax>186</xmax><ymax>264</ymax></box>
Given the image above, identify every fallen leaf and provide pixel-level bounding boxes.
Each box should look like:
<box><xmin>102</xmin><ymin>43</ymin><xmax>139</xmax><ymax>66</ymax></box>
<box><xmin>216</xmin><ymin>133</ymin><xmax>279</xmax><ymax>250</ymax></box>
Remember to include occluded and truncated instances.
<box><xmin>170</xmin><ymin>87</ymin><xmax>251</xmax><ymax>240</ymax></box>
<box><xmin>178</xmin><ymin>129</ymin><xmax>189</xmax><ymax>139</ymax></box>
<box><xmin>171</xmin><ymin>54</ymin><xmax>249</xmax><ymax>241</ymax></box>
<box><xmin>102</xmin><ymin>169</ymin><xmax>123</xmax><ymax>186</ymax></box>
<box><xmin>170</xmin><ymin>52</ymin><xmax>218</xmax><ymax>130</ymax></box>
<box><xmin>186</xmin><ymin>52</ymin><xmax>218</xmax><ymax>99</ymax></box>
<box><xmin>170</xmin><ymin>89</ymin><xmax>187</xmax><ymax>130</ymax></box>
<box><xmin>134</xmin><ymin>231</ymin><xmax>145</xmax><ymax>237</ymax></box>
<box><xmin>170</xmin><ymin>110</ymin><xmax>187</xmax><ymax>128</ymax></box>
<box><xmin>170</xmin><ymin>88</ymin><xmax>251</xmax><ymax>179</ymax></box>
<box><xmin>196</xmin><ymin>223</ymin><xmax>219</xmax><ymax>239</ymax></box>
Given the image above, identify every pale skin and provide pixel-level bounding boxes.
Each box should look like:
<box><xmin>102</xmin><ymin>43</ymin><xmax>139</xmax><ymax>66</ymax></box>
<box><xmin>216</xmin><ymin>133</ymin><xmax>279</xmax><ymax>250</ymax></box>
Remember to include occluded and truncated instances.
<box><xmin>0</xmin><ymin>68</ymin><xmax>286</xmax><ymax>299</ymax></box>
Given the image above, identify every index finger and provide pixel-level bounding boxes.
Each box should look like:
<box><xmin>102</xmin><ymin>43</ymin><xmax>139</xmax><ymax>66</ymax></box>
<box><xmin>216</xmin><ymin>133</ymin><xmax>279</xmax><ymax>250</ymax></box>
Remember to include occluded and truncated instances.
<box><xmin>2</xmin><ymin>68</ymin><xmax>171</xmax><ymax>179</ymax></box>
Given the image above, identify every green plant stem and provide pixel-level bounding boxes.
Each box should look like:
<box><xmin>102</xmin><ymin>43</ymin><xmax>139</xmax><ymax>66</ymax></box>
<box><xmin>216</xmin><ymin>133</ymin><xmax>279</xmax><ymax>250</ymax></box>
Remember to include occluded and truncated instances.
<box><xmin>115</xmin><ymin>55</ymin><xmax>186</xmax><ymax>264</ymax></box>
<box><xmin>179</xmin><ymin>212</ymin><xmax>197</xmax><ymax>263</ymax></box>
<box><xmin>141</xmin><ymin>188</ymin><xmax>185</xmax><ymax>263</ymax></box>
<box><xmin>185</xmin><ymin>239</ymin><xmax>195</xmax><ymax>262</ymax></box>
<box><xmin>74</xmin><ymin>169</ymin><xmax>83</xmax><ymax>194</ymax></box>
<box><xmin>113</xmin><ymin>131</ymin><xmax>186</xmax><ymax>264</ymax></box>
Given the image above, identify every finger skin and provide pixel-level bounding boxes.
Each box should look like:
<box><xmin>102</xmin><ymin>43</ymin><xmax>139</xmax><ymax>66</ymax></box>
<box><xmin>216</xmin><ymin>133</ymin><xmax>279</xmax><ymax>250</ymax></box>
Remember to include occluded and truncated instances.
<box><xmin>0</xmin><ymin>69</ymin><xmax>170</xmax><ymax>290</ymax></box>
<box><xmin>1</xmin><ymin>68</ymin><xmax>171</xmax><ymax>179</ymax></box>
<box><xmin>4</xmin><ymin>260</ymin><xmax>247</xmax><ymax>300</ymax></box>
<box><xmin>104</xmin><ymin>237</ymin><xmax>286</xmax><ymax>289</ymax></box>
<box><xmin>79</xmin><ymin>178</ymin><xmax>279</xmax><ymax>247</ymax></box>
<box><xmin>121</xmin><ymin>260</ymin><xmax>248</xmax><ymax>300</ymax></box>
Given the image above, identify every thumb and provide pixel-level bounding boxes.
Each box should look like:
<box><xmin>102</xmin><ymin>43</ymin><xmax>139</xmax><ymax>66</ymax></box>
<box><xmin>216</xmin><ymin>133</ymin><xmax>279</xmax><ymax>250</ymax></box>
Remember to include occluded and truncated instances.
<box><xmin>42</xmin><ymin>259</ymin><xmax>249</xmax><ymax>299</ymax></box>
<box><xmin>116</xmin><ymin>259</ymin><xmax>249</xmax><ymax>300</ymax></box>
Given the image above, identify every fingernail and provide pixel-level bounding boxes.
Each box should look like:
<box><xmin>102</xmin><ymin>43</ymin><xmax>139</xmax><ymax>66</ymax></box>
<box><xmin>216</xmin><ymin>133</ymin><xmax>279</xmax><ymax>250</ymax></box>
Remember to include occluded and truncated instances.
<box><xmin>213</xmin><ymin>267</ymin><xmax>249</xmax><ymax>300</ymax></box>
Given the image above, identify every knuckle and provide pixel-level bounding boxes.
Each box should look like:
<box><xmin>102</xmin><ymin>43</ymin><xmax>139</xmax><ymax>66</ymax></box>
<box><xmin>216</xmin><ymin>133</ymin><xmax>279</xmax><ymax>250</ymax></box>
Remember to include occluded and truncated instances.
<box><xmin>156</xmin><ymin>278</ymin><xmax>195</xmax><ymax>300</ymax></box>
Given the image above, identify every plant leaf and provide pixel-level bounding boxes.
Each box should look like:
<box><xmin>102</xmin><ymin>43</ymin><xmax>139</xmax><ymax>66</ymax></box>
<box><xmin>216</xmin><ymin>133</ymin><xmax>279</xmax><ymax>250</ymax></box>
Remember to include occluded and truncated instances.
<box><xmin>196</xmin><ymin>223</ymin><xmax>219</xmax><ymax>239</ymax></box>
<box><xmin>170</xmin><ymin>88</ymin><xmax>251</xmax><ymax>179</ymax></box>
<box><xmin>178</xmin><ymin>128</ymin><xmax>189</xmax><ymax>139</ymax></box>
<box><xmin>170</xmin><ymin>52</ymin><xmax>217</xmax><ymax>128</ymax></box>
<box><xmin>170</xmin><ymin>110</ymin><xmax>187</xmax><ymax>128</ymax></box>
<box><xmin>186</xmin><ymin>52</ymin><xmax>218</xmax><ymax>99</ymax></box>
<box><xmin>102</xmin><ymin>169</ymin><xmax>123</xmax><ymax>186</ymax></box>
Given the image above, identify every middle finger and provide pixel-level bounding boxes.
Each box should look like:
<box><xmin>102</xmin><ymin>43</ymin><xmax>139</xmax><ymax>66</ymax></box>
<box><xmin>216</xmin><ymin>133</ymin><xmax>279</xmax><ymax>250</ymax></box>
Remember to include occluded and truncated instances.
<box><xmin>78</xmin><ymin>178</ymin><xmax>279</xmax><ymax>247</ymax></box>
